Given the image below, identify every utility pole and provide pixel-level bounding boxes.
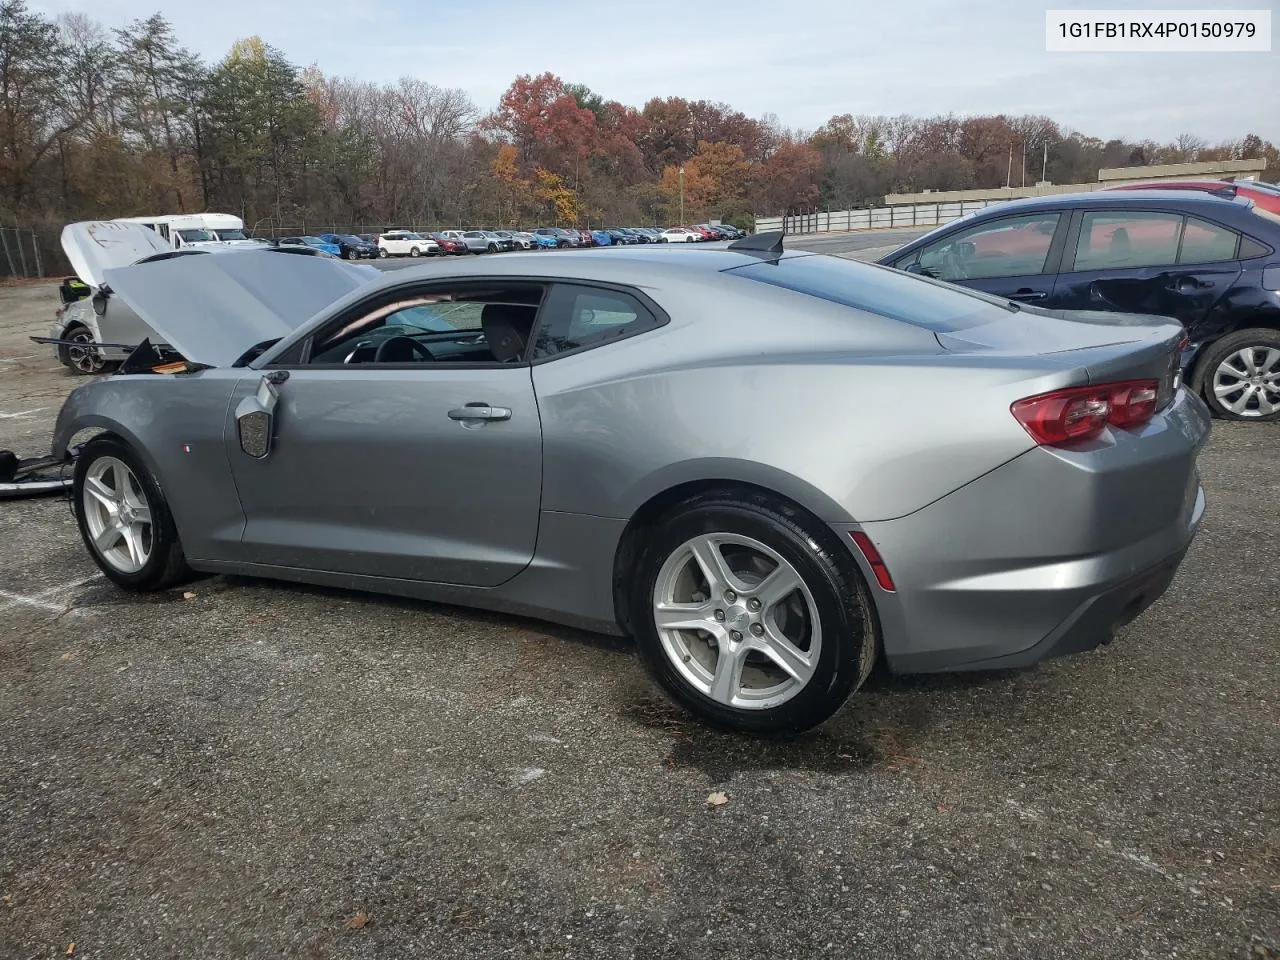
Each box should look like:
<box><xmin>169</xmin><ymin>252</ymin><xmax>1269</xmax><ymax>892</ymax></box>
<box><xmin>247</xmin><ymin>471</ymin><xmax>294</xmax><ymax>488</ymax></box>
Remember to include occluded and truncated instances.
<box><xmin>1006</xmin><ymin>145</ymin><xmax>1012</xmax><ymax>188</ymax></box>
<box><xmin>1042</xmin><ymin>141</ymin><xmax>1048</xmax><ymax>183</ymax></box>
<box><xmin>679</xmin><ymin>167</ymin><xmax>685</xmax><ymax>225</ymax></box>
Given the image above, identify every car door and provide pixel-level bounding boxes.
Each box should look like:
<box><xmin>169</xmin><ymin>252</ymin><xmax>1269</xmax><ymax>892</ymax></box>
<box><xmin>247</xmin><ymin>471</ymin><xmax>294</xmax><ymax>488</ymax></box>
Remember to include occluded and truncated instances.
<box><xmin>895</xmin><ymin>211</ymin><xmax>1067</xmax><ymax>302</ymax></box>
<box><xmin>1050</xmin><ymin>209</ymin><xmax>1242</xmax><ymax>331</ymax></box>
<box><xmin>222</xmin><ymin>281</ymin><xmax>547</xmax><ymax>587</ymax></box>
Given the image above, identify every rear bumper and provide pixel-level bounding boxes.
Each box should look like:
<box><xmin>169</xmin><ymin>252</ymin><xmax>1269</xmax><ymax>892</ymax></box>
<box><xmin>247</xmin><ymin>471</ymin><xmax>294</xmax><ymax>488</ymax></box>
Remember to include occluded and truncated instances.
<box><xmin>838</xmin><ymin>389</ymin><xmax>1210</xmax><ymax>673</ymax></box>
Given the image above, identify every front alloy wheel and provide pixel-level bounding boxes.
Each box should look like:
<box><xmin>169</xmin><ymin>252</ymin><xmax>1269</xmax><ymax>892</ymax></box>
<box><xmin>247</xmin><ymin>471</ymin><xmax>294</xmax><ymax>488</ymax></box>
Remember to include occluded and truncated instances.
<box><xmin>60</xmin><ymin>326</ymin><xmax>105</xmax><ymax>375</ymax></box>
<box><xmin>73</xmin><ymin>437</ymin><xmax>191</xmax><ymax>591</ymax></box>
<box><xmin>81</xmin><ymin>455</ymin><xmax>153</xmax><ymax>574</ymax></box>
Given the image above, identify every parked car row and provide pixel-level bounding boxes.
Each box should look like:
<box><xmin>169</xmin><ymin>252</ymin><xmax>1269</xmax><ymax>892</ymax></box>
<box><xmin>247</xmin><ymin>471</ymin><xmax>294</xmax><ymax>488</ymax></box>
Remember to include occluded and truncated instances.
<box><xmin>291</xmin><ymin>224</ymin><xmax>753</xmax><ymax>258</ymax></box>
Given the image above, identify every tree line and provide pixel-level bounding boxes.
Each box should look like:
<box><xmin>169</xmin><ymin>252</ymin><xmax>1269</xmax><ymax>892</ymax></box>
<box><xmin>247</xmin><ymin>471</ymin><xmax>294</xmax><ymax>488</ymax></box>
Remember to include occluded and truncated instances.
<box><xmin>1</xmin><ymin>0</ymin><xmax>1275</xmax><ymax>242</ymax></box>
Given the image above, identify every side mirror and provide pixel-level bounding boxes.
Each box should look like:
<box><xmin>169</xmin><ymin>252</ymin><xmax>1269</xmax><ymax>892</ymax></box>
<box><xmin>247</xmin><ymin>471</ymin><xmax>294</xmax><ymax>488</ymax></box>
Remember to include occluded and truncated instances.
<box><xmin>235</xmin><ymin>375</ymin><xmax>281</xmax><ymax>459</ymax></box>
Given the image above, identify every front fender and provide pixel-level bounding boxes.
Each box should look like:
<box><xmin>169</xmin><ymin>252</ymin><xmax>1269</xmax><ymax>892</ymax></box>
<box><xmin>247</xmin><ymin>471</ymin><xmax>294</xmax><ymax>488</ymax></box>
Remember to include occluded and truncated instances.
<box><xmin>52</xmin><ymin>373</ymin><xmax>249</xmax><ymax>563</ymax></box>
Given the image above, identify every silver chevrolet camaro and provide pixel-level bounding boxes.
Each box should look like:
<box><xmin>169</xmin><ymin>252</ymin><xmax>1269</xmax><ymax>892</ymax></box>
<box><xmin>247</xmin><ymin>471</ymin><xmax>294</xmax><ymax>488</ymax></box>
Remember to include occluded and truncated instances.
<box><xmin>50</xmin><ymin>226</ymin><xmax>1209</xmax><ymax>733</ymax></box>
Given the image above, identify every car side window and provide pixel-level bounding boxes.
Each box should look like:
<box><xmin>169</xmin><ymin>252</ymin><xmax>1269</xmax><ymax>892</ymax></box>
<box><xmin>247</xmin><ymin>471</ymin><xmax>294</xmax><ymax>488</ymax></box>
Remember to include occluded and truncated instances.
<box><xmin>533</xmin><ymin>284</ymin><xmax>663</xmax><ymax>360</ymax></box>
<box><xmin>304</xmin><ymin>284</ymin><xmax>546</xmax><ymax>366</ymax></box>
<box><xmin>1073</xmin><ymin>211</ymin><xmax>1183</xmax><ymax>270</ymax></box>
<box><xmin>913</xmin><ymin>213</ymin><xmax>1061</xmax><ymax>281</ymax></box>
<box><xmin>1178</xmin><ymin>217</ymin><xmax>1239</xmax><ymax>264</ymax></box>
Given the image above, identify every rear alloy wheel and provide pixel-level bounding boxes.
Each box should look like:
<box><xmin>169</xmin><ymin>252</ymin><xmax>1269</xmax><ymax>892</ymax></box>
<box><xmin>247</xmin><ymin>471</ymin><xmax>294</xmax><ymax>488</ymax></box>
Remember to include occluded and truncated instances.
<box><xmin>1202</xmin><ymin>329</ymin><xmax>1280</xmax><ymax>421</ymax></box>
<box><xmin>631</xmin><ymin>492</ymin><xmax>876</xmax><ymax>734</ymax></box>
<box><xmin>74</xmin><ymin>437</ymin><xmax>191</xmax><ymax>591</ymax></box>
<box><xmin>57</xmin><ymin>324</ymin><xmax>106</xmax><ymax>375</ymax></box>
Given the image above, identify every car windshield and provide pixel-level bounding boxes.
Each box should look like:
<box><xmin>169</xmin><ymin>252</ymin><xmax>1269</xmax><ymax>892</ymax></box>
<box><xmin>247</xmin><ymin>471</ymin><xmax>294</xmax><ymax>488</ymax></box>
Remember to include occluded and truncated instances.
<box><xmin>728</xmin><ymin>254</ymin><xmax>1021</xmax><ymax>332</ymax></box>
<box><xmin>177</xmin><ymin>228</ymin><xmax>213</xmax><ymax>242</ymax></box>
<box><xmin>339</xmin><ymin>235</ymin><xmax>363</xmax><ymax>243</ymax></box>
<box><xmin>215</xmin><ymin>229</ymin><xmax>248</xmax><ymax>240</ymax></box>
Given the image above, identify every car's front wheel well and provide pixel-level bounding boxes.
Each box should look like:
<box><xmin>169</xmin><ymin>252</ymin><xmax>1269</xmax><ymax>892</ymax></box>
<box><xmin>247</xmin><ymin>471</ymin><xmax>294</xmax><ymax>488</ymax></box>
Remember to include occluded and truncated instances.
<box><xmin>611</xmin><ymin>479</ymin><xmax>866</xmax><ymax>638</ymax></box>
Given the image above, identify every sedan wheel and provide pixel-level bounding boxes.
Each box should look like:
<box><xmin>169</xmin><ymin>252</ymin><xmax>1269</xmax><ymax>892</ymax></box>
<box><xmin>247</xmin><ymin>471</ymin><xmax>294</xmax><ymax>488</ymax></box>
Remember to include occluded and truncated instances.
<box><xmin>409</xmin><ymin>247</ymin><xmax>421</xmax><ymax>257</ymax></box>
<box><xmin>378</xmin><ymin>248</ymin><xmax>388</xmax><ymax>258</ymax></box>
<box><xmin>1203</xmin><ymin>329</ymin><xmax>1280</xmax><ymax>421</ymax></box>
<box><xmin>631</xmin><ymin>491</ymin><xmax>877</xmax><ymax>734</ymax></box>
<box><xmin>73</xmin><ymin>437</ymin><xmax>191</xmax><ymax>591</ymax></box>
<box><xmin>59</xmin><ymin>325</ymin><xmax>105</xmax><ymax>375</ymax></box>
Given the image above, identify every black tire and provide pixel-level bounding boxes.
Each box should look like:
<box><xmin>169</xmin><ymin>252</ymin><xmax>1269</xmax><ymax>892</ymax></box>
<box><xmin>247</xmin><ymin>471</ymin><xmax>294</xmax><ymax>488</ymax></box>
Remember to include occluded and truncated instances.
<box><xmin>629</xmin><ymin>489</ymin><xmax>877</xmax><ymax>735</ymax></box>
<box><xmin>344</xmin><ymin>248</ymin><xmax>358</xmax><ymax>260</ymax></box>
<box><xmin>409</xmin><ymin>246</ymin><xmax>421</xmax><ymax>257</ymax></box>
<box><xmin>377</xmin><ymin>248</ymin><xmax>388</xmax><ymax>258</ymax></box>
<box><xmin>73</xmin><ymin>436</ymin><xmax>192</xmax><ymax>591</ymax></box>
<box><xmin>487</xmin><ymin>243</ymin><xmax>498</xmax><ymax>253</ymax></box>
<box><xmin>1198</xmin><ymin>328</ymin><xmax>1280</xmax><ymax>422</ymax></box>
<box><xmin>56</xmin><ymin>323</ymin><xmax>109</xmax><ymax>376</ymax></box>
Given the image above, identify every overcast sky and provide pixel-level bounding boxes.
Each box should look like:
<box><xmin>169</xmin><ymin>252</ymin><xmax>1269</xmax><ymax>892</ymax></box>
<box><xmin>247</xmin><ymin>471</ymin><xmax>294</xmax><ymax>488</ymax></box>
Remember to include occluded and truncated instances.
<box><xmin>31</xmin><ymin>0</ymin><xmax>1278</xmax><ymax>143</ymax></box>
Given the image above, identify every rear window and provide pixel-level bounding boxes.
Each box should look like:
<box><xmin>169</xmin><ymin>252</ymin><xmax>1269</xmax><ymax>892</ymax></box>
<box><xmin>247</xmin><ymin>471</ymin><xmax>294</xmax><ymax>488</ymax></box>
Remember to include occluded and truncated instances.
<box><xmin>728</xmin><ymin>255</ymin><xmax>1018</xmax><ymax>332</ymax></box>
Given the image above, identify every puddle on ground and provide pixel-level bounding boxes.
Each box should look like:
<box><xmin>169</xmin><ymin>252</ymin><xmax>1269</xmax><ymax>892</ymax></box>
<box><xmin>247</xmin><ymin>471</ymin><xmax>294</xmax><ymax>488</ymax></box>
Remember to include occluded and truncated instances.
<box><xmin>623</xmin><ymin>692</ymin><xmax>920</xmax><ymax>782</ymax></box>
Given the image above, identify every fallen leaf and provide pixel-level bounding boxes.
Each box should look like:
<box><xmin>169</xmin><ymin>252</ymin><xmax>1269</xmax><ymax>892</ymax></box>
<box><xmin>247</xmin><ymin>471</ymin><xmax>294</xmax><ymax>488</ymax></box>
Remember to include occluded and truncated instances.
<box><xmin>347</xmin><ymin>911</ymin><xmax>370</xmax><ymax>930</ymax></box>
<box><xmin>706</xmin><ymin>791</ymin><xmax>729</xmax><ymax>808</ymax></box>
<box><xmin>182</xmin><ymin>591</ymin><xmax>197</xmax><ymax>600</ymax></box>
<box><xmin>66</xmin><ymin>944</ymin><xmax>75</xmax><ymax>956</ymax></box>
<box><xmin>936</xmin><ymin>804</ymin><xmax>951</xmax><ymax>813</ymax></box>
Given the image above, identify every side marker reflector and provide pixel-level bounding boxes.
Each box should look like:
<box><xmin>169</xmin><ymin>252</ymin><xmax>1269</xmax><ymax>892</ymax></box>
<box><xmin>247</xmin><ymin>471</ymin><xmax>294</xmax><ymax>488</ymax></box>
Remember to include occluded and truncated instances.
<box><xmin>850</xmin><ymin>531</ymin><xmax>896</xmax><ymax>593</ymax></box>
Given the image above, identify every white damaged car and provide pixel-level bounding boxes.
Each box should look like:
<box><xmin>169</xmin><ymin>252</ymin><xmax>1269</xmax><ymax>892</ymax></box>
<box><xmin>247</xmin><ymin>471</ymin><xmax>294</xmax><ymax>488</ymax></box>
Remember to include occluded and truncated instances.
<box><xmin>47</xmin><ymin>221</ymin><xmax>379</xmax><ymax>375</ymax></box>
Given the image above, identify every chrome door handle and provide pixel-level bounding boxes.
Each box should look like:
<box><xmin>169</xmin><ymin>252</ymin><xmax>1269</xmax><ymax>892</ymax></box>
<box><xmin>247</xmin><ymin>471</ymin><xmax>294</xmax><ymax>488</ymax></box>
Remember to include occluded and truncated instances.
<box><xmin>1008</xmin><ymin>289</ymin><xmax>1047</xmax><ymax>301</ymax></box>
<box><xmin>448</xmin><ymin>403</ymin><xmax>511</xmax><ymax>422</ymax></box>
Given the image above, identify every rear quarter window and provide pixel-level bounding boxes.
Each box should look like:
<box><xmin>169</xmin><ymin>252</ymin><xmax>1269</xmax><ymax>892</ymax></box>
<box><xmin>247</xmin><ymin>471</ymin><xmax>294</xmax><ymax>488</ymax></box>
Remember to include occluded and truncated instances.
<box><xmin>727</xmin><ymin>255</ymin><xmax>1019</xmax><ymax>332</ymax></box>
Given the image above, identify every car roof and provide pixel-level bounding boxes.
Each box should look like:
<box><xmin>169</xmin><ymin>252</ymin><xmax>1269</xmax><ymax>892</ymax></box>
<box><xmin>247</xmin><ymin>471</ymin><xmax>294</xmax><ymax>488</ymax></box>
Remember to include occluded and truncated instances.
<box><xmin>989</xmin><ymin>189</ymin><xmax>1253</xmax><ymax>214</ymax></box>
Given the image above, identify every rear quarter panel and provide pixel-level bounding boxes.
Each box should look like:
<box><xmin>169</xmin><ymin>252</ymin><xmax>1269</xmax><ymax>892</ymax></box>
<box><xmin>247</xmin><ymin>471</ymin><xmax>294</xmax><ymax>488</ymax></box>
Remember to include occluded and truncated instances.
<box><xmin>532</xmin><ymin>278</ymin><xmax>1068</xmax><ymax>523</ymax></box>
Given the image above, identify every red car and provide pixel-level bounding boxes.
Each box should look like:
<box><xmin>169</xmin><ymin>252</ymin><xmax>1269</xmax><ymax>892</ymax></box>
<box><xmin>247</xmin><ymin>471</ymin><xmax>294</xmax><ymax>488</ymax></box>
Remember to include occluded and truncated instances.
<box><xmin>427</xmin><ymin>233</ymin><xmax>468</xmax><ymax>255</ymax></box>
<box><xmin>1105</xmin><ymin>179</ymin><xmax>1280</xmax><ymax>215</ymax></box>
<box><xmin>576</xmin><ymin>229</ymin><xmax>594</xmax><ymax>246</ymax></box>
<box><xmin>689</xmin><ymin>226</ymin><xmax>717</xmax><ymax>241</ymax></box>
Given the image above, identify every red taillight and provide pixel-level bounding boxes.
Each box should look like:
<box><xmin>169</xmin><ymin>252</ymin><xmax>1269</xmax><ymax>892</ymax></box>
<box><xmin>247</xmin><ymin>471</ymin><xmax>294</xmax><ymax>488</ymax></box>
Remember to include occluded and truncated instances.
<box><xmin>850</xmin><ymin>532</ymin><xmax>896</xmax><ymax>593</ymax></box>
<box><xmin>1011</xmin><ymin>379</ymin><xmax>1161</xmax><ymax>446</ymax></box>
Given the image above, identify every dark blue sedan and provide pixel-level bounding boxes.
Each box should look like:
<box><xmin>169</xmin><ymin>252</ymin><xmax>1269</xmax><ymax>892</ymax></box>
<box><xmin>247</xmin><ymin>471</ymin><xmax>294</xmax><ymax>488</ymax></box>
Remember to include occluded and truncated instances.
<box><xmin>880</xmin><ymin>191</ymin><xmax>1280</xmax><ymax>421</ymax></box>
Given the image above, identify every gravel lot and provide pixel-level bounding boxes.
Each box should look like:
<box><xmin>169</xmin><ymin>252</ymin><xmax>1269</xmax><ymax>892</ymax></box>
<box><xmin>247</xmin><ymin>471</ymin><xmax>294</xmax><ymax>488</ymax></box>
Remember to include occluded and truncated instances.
<box><xmin>0</xmin><ymin>243</ymin><xmax>1277</xmax><ymax>959</ymax></box>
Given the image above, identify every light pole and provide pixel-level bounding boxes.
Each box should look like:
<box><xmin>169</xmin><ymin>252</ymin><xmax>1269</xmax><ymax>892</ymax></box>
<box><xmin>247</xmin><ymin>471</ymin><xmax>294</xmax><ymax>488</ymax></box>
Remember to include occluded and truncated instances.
<box><xmin>679</xmin><ymin>166</ymin><xmax>684</xmax><ymax>225</ymax></box>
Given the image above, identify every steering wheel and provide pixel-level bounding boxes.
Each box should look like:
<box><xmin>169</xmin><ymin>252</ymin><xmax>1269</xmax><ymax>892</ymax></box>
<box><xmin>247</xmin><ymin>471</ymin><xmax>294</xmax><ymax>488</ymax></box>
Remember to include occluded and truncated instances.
<box><xmin>373</xmin><ymin>335</ymin><xmax>434</xmax><ymax>364</ymax></box>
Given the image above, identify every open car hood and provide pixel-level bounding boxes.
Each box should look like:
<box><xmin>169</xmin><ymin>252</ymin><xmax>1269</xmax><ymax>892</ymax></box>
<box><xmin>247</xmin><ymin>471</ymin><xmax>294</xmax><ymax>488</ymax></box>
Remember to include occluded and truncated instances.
<box><xmin>61</xmin><ymin>220</ymin><xmax>173</xmax><ymax>288</ymax></box>
<box><xmin>101</xmin><ymin>250</ymin><xmax>380</xmax><ymax>367</ymax></box>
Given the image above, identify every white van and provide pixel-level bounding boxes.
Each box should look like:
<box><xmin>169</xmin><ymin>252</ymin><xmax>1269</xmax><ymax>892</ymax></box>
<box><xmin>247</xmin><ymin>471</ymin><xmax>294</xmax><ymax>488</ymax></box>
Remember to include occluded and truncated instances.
<box><xmin>113</xmin><ymin>213</ymin><xmax>261</xmax><ymax>250</ymax></box>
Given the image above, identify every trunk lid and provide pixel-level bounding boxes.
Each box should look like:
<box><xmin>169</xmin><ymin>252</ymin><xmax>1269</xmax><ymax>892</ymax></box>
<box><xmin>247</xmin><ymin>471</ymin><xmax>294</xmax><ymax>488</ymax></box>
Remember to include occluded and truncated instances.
<box><xmin>61</xmin><ymin>220</ymin><xmax>173</xmax><ymax>288</ymax></box>
<box><xmin>936</xmin><ymin>304</ymin><xmax>1185</xmax><ymax>394</ymax></box>
<box><xmin>100</xmin><ymin>249</ymin><xmax>380</xmax><ymax>367</ymax></box>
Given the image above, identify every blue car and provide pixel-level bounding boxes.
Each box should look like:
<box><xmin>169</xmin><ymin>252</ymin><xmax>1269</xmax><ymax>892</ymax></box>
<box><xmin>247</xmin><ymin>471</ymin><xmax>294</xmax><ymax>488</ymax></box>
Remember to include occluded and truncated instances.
<box><xmin>529</xmin><ymin>231</ymin><xmax>560</xmax><ymax>249</ymax></box>
<box><xmin>278</xmin><ymin>235</ymin><xmax>342</xmax><ymax>257</ymax></box>
<box><xmin>880</xmin><ymin>190</ymin><xmax>1280</xmax><ymax>422</ymax></box>
<box><xmin>590</xmin><ymin>230</ymin><xmax>613</xmax><ymax>246</ymax></box>
<box><xmin>318</xmin><ymin>233</ymin><xmax>378</xmax><ymax>260</ymax></box>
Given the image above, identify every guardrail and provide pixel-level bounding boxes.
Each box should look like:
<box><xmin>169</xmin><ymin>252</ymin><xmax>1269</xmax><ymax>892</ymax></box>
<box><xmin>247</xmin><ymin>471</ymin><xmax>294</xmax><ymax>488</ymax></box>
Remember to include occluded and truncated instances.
<box><xmin>755</xmin><ymin>199</ymin><xmax>1008</xmax><ymax>235</ymax></box>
